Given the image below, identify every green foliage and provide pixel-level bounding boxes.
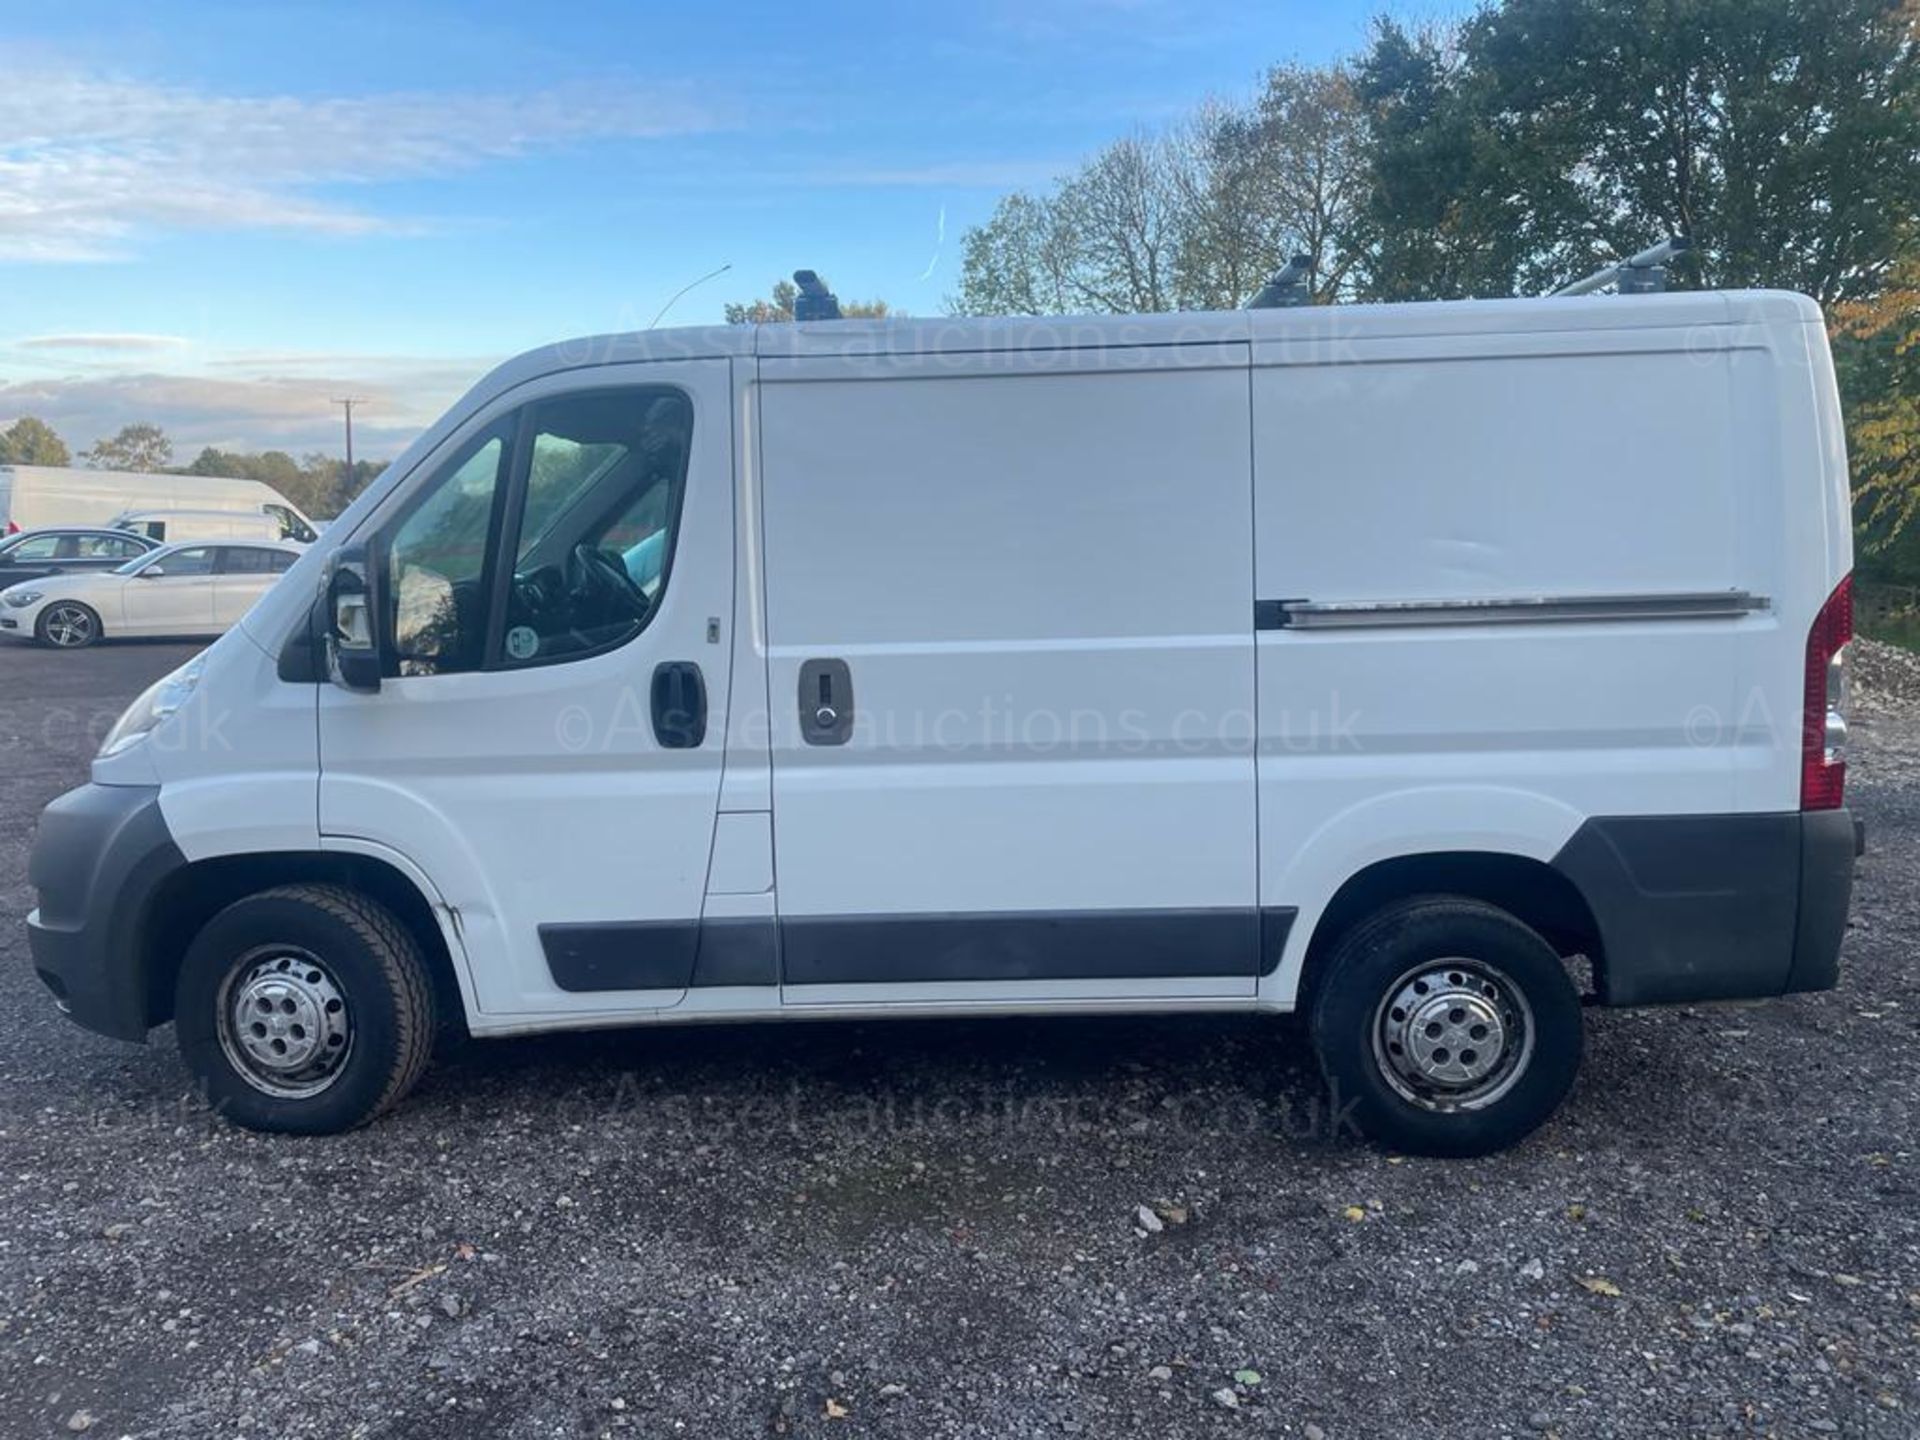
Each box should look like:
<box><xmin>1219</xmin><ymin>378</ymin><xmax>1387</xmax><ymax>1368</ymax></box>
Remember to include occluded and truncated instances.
<box><xmin>1835</xmin><ymin>258</ymin><xmax>1920</xmax><ymax>553</ymax></box>
<box><xmin>0</xmin><ymin>415</ymin><xmax>72</xmax><ymax>466</ymax></box>
<box><xmin>82</xmin><ymin>422</ymin><xmax>173</xmax><ymax>472</ymax></box>
<box><xmin>181</xmin><ymin>444</ymin><xmax>385</xmax><ymax>519</ymax></box>
<box><xmin>1355</xmin><ymin>0</ymin><xmax>1920</xmax><ymax>302</ymax></box>
<box><xmin>723</xmin><ymin>280</ymin><xmax>894</xmax><ymax>323</ymax></box>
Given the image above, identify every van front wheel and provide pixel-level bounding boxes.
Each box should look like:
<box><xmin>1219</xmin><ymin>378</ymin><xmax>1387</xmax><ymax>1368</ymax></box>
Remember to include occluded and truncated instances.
<box><xmin>174</xmin><ymin>884</ymin><xmax>436</xmax><ymax>1134</ymax></box>
<box><xmin>1307</xmin><ymin>896</ymin><xmax>1582</xmax><ymax>1157</ymax></box>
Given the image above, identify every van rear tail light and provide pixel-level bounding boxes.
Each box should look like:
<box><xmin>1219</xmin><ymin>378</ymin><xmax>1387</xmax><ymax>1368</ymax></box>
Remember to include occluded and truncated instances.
<box><xmin>1801</xmin><ymin>575</ymin><xmax>1852</xmax><ymax>811</ymax></box>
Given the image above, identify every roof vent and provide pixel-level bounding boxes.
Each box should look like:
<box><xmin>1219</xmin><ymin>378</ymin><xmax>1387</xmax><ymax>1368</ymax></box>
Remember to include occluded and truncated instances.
<box><xmin>792</xmin><ymin>270</ymin><xmax>843</xmax><ymax>321</ymax></box>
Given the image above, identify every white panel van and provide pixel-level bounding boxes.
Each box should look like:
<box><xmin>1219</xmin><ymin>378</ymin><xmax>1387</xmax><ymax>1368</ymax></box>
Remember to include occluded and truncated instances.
<box><xmin>111</xmin><ymin>509</ymin><xmax>289</xmax><ymax>543</ymax></box>
<box><xmin>25</xmin><ymin>290</ymin><xmax>1860</xmax><ymax>1155</ymax></box>
<box><xmin>1</xmin><ymin>465</ymin><xmax>319</xmax><ymax>541</ymax></box>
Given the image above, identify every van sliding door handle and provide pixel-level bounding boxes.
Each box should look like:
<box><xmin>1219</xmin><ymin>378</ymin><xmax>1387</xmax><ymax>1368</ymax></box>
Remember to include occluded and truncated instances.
<box><xmin>798</xmin><ymin>658</ymin><xmax>853</xmax><ymax>745</ymax></box>
<box><xmin>650</xmin><ymin>662</ymin><xmax>706</xmax><ymax>749</ymax></box>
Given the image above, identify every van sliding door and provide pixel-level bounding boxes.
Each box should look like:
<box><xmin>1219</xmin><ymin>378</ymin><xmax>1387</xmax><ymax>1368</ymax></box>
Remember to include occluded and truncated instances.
<box><xmin>759</xmin><ymin>343</ymin><xmax>1265</xmax><ymax>1002</ymax></box>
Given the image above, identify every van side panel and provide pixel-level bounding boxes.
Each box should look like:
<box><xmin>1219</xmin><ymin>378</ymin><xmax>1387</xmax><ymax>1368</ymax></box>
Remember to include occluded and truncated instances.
<box><xmin>1254</xmin><ymin>323</ymin><xmax>1771</xmax><ymax>1005</ymax></box>
<box><xmin>758</xmin><ymin>351</ymin><xmax>1260</xmax><ymax>988</ymax></box>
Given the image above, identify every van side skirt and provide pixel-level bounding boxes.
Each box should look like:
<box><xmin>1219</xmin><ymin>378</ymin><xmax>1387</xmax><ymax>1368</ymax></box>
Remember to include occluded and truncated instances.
<box><xmin>541</xmin><ymin>908</ymin><xmax>1297</xmax><ymax>992</ymax></box>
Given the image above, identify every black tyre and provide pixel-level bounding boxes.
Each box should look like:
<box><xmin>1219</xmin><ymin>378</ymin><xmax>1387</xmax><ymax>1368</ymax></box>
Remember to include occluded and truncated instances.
<box><xmin>175</xmin><ymin>884</ymin><xmax>436</xmax><ymax>1134</ymax></box>
<box><xmin>36</xmin><ymin>600</ymin><xmax>101</xmax><ymax>648</ymax></box>
<box><xmin>1307</xmin><ymin>896</ymin><xmax>1582</xmax><ymax>1157</ymax></box>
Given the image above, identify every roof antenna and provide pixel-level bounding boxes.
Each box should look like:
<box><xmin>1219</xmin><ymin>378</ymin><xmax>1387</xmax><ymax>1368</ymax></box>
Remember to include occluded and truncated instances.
<box><xmin>792</xmin><ymin>269</ymin><xmax>843</xmax><ymax>321</ymax></box>
<box><xmin>1551</xmin><ymin>237</ymin><xmax>1691</xmax><ymax>297</ymax></box>
<box><xmin>1245</xmin><ymin>254</ymin><xmax>1313</xmax><ymax>309</ymax></box>
<box><xmin>649</xmin><ymin>261</ymin><xmax>732</xmax><ymax>329</ymax></box>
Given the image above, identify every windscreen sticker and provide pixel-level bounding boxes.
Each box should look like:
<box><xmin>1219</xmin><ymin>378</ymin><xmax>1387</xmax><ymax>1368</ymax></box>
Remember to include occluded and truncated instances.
<box><xmin>505</xmin><ymin>625</ymin><xmax>540</xmax><ymax>661</ymax></box>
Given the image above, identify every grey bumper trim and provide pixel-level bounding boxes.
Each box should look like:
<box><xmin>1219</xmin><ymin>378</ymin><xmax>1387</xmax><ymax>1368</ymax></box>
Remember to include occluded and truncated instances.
<box><xmin>26</xmin><ymin>783</ymin><xmax>185</xmax><ymax>1043</ymax></box>
<box><xmin>1552</xmin><ymin>809</ymin><xmax>1855</xmax><ymax>1007</ymax></box>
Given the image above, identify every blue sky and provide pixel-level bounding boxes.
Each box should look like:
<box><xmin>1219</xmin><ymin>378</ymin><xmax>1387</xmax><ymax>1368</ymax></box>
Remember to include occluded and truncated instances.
<box><xmin>0</xmin><ymin>0</ymin><xmax>1402</xmax><ymax>458</ymax></box>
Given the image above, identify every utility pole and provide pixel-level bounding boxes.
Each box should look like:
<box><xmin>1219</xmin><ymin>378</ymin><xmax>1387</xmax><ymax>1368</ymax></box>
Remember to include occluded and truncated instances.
<box><xmin>331</xmin><ymin>397</ymin><xmax>368</xmax><ymax>512</ymax></box>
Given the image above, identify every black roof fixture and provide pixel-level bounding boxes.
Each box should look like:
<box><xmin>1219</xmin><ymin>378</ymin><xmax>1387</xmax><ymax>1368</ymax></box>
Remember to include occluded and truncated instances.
<box><xmin>792</xmin><ymin>269</ymin><xmax>843</xmax><ymax>321</ymax></box>
<box><xmin>1244</xmin><ymin>254</ymin><xmax>1313</xmax><ymax>310</ymax></box>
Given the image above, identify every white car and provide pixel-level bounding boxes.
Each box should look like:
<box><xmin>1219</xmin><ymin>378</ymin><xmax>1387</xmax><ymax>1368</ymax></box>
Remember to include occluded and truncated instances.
<box><xmin>0</xmin><ymin>539</ymin><xmax>302</xmax><ymax>648</ymax></box>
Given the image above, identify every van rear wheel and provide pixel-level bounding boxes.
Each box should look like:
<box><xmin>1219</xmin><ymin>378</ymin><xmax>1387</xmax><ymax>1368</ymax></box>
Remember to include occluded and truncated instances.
<box><xmin>174</xmin><ymin>884</ymin><xmax>436</xmax><ymax>1134</ymax></box>
<box><xmin>1307</xmin><ymin>896</ymin><xmax>1582</xmax><ymax>1157</ymax></box>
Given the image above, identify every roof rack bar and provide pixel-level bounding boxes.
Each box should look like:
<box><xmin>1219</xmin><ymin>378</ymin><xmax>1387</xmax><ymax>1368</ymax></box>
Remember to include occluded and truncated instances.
<box><xmin>1245</xmin><ymin>254</ymin><xmax>1313</xmax><ymax>309</ymax></box>
<box><xmin>1551</xmin><ymin>237</ymin><xmax>1691</xmax><ymax>297</ymax></box>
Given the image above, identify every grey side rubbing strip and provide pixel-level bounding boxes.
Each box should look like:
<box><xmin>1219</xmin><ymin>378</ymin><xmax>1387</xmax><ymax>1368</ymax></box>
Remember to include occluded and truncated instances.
<box><xmin>782</xmin><ymin>908</ymin><xmax>1283</xmax><ymax>986</ymax></box>
<box><xmin>691</xmin><ymin>916</ymin><xmax>780</xmax><ymax>988</ymax></box>
<box><xmin>1256</xmin><ymin>591</ymin><xmax>1770</xmax><ymax>631</ymax></box>
<box><xmin>541</xmin><ymin>920</ymin><xmax>700</xmax><ymax>992</ymax></box>
<box><xmin>546</xmin><ymin>909</ymin><xmax>1298</xmax><ymax>992</ymax></box>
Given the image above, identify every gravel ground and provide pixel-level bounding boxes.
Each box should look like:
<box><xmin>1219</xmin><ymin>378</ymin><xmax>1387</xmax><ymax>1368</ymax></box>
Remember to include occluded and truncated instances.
<box><xmin>1</xmin><ymin>639</ymin><xmax>1916</xmax><ymax>1440</ymax></box>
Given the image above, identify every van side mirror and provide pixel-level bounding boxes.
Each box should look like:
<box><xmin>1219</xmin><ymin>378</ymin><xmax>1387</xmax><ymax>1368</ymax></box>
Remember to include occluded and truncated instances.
<box><xmin>325</xmin><ymin>542</ymin><xmax>383</xmax><ymax>693</ymax></box>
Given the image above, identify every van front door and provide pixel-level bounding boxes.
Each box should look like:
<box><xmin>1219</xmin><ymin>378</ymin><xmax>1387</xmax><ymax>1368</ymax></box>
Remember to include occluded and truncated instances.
<box><xmin>317</xmin><ymin>362</ymin><xmax>735</xmax><ymax>1020</ymax></box>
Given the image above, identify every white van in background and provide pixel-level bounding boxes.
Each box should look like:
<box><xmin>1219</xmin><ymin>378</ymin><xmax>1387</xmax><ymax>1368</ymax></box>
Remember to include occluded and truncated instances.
<box><xmin>0</xmin><ymin>464</ymin><xmax>318</xmax><ymax>542</ymax></box>
<box><xmin>110</xmin><ymin>509</ymin><xmax>291</xmax><ymax>544</ymax></box>
<box><xmin>25</xmin><ymin>288</ymin><xmax>1859</xmax><ymax>1155</ymax></box>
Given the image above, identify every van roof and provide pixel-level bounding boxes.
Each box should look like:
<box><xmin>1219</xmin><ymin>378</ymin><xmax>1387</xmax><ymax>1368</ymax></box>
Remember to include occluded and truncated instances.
<box><xmin>114</xmin><ymin>507</ymin><xmax>274</xmax><ymax>518</ymax></box>
<box><xmin>477</xmin><ymin>288</ymin><xmax>1821</xmax><ymax>391</ymax></box>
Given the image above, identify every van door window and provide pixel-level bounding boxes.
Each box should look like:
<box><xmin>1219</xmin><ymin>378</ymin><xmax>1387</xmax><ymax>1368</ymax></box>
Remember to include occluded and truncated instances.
<box><xmin>496</xmin><ymin>388</ymin><xmax>693</xmax><ymax>667</ymax></box>
<box><xmin>264</xmin><ymin>503</ymin><xmax>317</xmax><ymax>543</ymax></box>
<box><xmin>384</xmin><ymin>426</ymin><xmax>513</xmax><ymax>677</ymax></box>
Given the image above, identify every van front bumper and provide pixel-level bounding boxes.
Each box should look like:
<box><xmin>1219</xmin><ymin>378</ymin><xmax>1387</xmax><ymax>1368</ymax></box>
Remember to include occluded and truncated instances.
<box><xmin>1552</xmin><ymin>809</ymin><xmax>1858</xmax><ymax>1007</ymax></box>
<box><xmin>26</xmin><ymin>782</ymin><xmax>186</xmax><ymax>1043</ymax></box>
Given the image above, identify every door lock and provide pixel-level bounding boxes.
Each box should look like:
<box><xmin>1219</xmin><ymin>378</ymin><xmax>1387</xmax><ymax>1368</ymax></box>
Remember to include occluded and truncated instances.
<box><xmin>798</xmin><ymin>659</ymin><xmax>853</xmax><ymax>746</ymax></box>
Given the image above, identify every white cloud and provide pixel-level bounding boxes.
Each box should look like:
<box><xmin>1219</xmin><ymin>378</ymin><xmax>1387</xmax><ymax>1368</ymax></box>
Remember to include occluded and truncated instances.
<box><xmin>0</xmin><ymin>62</ymin><xmax>732</xmax><ymax>262</ymax></box>
<box><xmin>0</xmin><ymin>357</ymin><xmax>493</xmax><ymax>459</ymax></box>
<box><xmin>17</xmin><ymin>333</ymin><xmax>192</xmax><ymax>352</ymax></box>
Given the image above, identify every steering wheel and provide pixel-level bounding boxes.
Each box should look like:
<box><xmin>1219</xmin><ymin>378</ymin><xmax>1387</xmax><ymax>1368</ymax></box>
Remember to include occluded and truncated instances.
<box><xmin>566</xmin><ymin>543</ymin><xmax>651</xmax><ymax>627</ymax></box>
<box><xmin>511</xmin><ymin>565</ymin><xmax>567</xmax><ymax>624</ymax></box>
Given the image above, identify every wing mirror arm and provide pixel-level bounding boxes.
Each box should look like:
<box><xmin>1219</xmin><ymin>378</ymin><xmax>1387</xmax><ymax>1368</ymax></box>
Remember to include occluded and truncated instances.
<box><xmin>324</xmin><ymin>542</ymin><xmax>384</xmax><ymax>693</ymax></box>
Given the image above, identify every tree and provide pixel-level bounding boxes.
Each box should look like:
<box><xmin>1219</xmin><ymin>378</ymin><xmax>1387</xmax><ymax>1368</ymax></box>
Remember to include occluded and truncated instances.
<box><xmin>952</xmin><ymin>133</ymin><xmax>1191</xmax><ymax>315</ymax></box>
<box><xmin>1835</xmin><ymin>253</ymin><xmax>1920</xmax><ymax>544</ymax></box>
<box><xmin>1183</xmin><ymin>66</ymin><xmax>1370</xmax><ymax>306</ymax></box>
<box><xmin>179</xmin><ymin>443</ymin><xmax>382</xmax><ymax>518</ymax></box>
<box><xmin>297</xmin><ymin>453</ymin><xmax>385</xmax><ymax>517</ymax></box>
<box><xmin>1347</xmin><ymin>21</ymin><xmax>1543</xmax><ymax>302</ymax></box>
<box><xmin>0</xmin><ymin>415</ymin><xmax>72</xmax><ymax>466</ymax></box>
<box><xmin>1354</xmin><ymin>0</ymin><xmax>1920</xmax><ymax>302</ymax></box>
<box><xmin>82</xmin><ymin>422</ymin><xmax>173</xmax><ymax>472</ymax></box>
<box><xmin>723</xmin><ymin>280</ymin><xmax>894</xmax><ymax>323</ymax></box>
<box><xmin>951</xmin><ymin>73</ymin><xmax>1366</xmax><ymax>316</ymax></box>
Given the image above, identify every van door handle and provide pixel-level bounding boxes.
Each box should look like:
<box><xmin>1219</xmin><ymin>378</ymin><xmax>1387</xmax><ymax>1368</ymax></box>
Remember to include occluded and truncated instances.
<box><xmin>798</xmin><ymin>658</ymin><xmax>853</xmax><ymax>745</ymax></box>
<box><xmin>650</xmin><ymin>661</ymin><xmax>707</xmax><ymax>749</ymax></box>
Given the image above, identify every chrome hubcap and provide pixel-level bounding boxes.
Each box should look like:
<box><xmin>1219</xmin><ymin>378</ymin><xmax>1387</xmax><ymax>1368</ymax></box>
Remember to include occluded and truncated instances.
<box><xmin>1373</xmin><ymin>960</ymin><xmax>1533</xmax><ymax>1111</ymax></box>
<box><xmin>45</xmin><ymin>605</ymin><xmax>93</xmax><ymax>646</ymax></box>
<box><xmin>216</xmin><ymin>949</ymin><xmax>352</xmax><ymax>1097</ymax></box>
